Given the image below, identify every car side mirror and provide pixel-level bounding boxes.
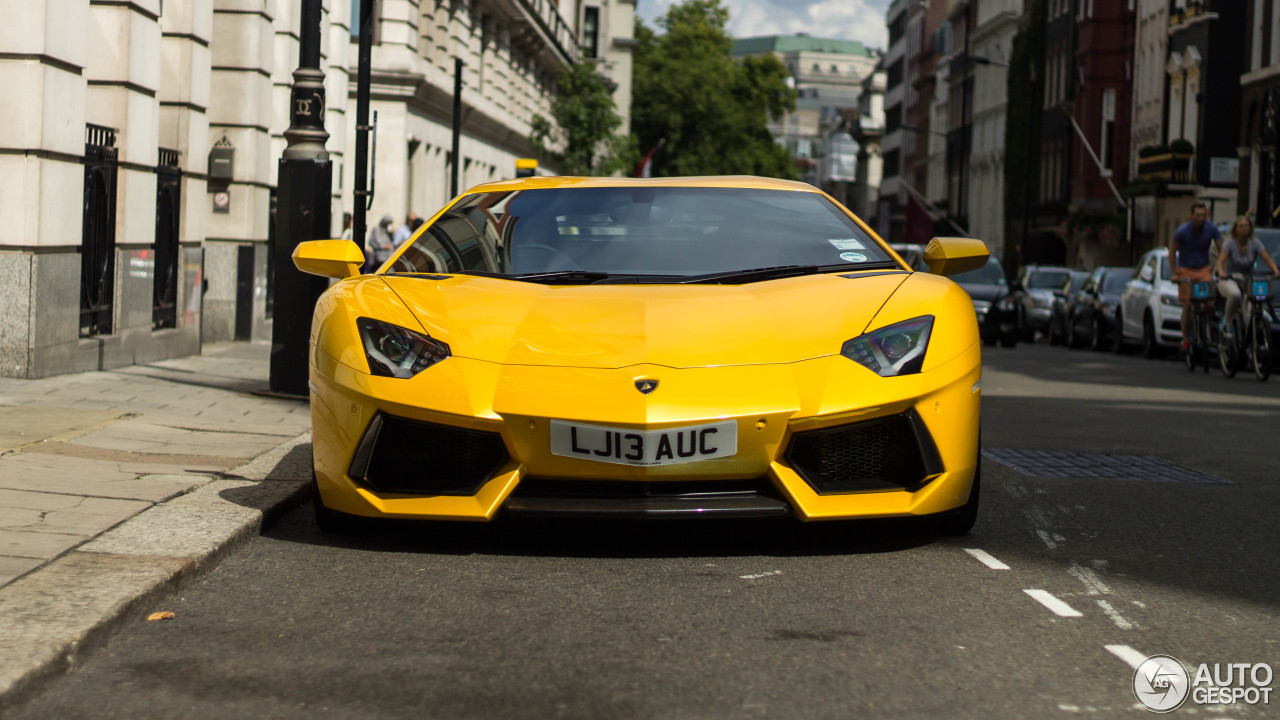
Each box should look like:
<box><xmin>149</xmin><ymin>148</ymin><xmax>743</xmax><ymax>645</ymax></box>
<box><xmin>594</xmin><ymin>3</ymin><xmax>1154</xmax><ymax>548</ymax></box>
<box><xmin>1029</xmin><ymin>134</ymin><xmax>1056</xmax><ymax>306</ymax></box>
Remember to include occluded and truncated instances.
<box><xmin>1139</xmin><ymin>265</ymin><xmax>1154</xmax><ymax>283</ymax></box>
<box><xmin>921</xmin><ymin>237</ymin><xmax>990</xmax><ymax>277</ymax></box>
<box><xmin>293</xmin><ymin>239</ymin><xmax>365</xmax><ymax>279</ymax></box>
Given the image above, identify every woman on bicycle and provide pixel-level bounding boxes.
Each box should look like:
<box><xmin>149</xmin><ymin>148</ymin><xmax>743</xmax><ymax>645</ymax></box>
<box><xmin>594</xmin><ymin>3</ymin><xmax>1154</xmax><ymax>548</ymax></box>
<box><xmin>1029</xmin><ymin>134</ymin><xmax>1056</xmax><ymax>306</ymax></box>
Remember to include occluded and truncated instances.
<box><xmin>1216</xmin><ymin>216</ymin><xmax>1280</xmax><ymax>329</ymax></box>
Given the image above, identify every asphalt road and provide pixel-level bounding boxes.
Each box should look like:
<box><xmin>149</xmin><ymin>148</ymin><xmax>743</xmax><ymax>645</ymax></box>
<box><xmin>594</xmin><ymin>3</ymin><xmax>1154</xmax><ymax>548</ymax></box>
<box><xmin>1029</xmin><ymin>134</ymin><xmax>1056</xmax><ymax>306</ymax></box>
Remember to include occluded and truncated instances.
<box><xmin>12</xmin><ymin>343</ymin><xmax>1280</xmax><ymax>719</ymax></box>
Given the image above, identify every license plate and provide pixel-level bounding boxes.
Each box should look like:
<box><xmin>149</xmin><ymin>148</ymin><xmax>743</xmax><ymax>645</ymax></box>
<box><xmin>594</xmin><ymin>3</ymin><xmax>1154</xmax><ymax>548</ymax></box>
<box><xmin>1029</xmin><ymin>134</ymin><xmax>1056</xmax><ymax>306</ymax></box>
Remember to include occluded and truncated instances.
<box><xmin>549</xmin><ymin>419</ymin><xmax>738</xmax><ymax>466</ymax></box>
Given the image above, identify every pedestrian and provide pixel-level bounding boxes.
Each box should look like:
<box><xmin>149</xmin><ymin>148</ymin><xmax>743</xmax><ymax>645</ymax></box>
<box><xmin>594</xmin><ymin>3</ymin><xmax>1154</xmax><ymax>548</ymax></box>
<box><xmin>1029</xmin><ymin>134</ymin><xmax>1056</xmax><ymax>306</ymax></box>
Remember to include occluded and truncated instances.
<box><xmin>366</xmin><ymin>215</ymin><xmax>395</xmax><ymax>273</ymax></box>
<box><xmin>393</xmin><ymin>212</ymin><xmax>419</xmax><ymax>248</ymax></box>
<box><xmin>340</xmin><ymin>212</ymin><xmax>353</xmax><ymax>241</ymax></box>
<box><xmin>1168</xmin><ymin>201</ymin><xmax>1222</xmax><ymax>352</ymax></box>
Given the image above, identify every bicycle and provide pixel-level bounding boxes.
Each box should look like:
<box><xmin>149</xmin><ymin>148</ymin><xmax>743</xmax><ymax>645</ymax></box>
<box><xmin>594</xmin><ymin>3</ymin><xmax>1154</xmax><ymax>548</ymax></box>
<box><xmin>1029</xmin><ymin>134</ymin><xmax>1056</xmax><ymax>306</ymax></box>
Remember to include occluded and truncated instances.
<box><xmin>1218</xmin><ymin>273</ymin><xmax>1275</xmax><ymax>381</ymax></box>
<box><xmin>1179</xmin><ymin>277</ymin><xmax>1214</xmax><ymax>373</ymax></box>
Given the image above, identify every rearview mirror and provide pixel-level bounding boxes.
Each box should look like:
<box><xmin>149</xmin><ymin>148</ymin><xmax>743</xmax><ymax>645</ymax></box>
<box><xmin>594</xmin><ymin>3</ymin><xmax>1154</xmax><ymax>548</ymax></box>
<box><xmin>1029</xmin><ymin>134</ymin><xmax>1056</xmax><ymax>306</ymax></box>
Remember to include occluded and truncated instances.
<box><xmin>921</xmin><ymin>237</ymin><xmax>990</xmax><ymax>277</ymax></box>
<box><xmin>1139</xmin><ymin>265</ymin><xmax>1154</xmax><ymax>283</ymax></box>
<box><xmin>293</xmin><ymin>240</ymin><xmax>365</xmax><ymax>279</ymax></box>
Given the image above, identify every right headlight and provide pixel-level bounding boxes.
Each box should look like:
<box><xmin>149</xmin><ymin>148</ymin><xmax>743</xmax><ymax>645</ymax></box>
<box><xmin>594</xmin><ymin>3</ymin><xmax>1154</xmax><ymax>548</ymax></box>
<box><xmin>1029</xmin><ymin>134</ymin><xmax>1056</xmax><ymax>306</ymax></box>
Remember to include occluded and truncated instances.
<box><xmin>356</xmin><ymin>317</ymin><xmax>451</xmax><ymax>378</ymax></box>
<box><xmin>841</xmin><ymin>316</ymin><xmax>934</xmax><ymax>377</ymax></box>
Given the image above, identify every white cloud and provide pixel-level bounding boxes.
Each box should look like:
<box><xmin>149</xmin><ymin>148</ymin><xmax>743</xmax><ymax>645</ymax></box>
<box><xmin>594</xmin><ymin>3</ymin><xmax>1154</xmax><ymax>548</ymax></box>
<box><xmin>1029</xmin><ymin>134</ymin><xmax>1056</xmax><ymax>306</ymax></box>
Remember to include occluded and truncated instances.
<box><xmin>636</xmin><ymin>0</ymin><xmax>890</xmax><ymax>51</ymax></box>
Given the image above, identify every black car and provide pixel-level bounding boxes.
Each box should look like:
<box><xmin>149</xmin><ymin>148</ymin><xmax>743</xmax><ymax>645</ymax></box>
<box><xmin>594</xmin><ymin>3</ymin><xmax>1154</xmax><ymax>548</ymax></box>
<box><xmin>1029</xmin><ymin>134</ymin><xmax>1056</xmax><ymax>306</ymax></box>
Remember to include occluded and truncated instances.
<box><xmin>951</xmin><ymin>256</ymin><xmax>1020</xmax><ymax>347</ymax></box>
<box><xmin>1065</xmin><ymin>266</ymin><xmax>1134</xmax><ymax>352</ymax></box>
<box><xmin>1048</xmin><ymin>270</ymin><xmax>1091</xmax><ymax>346</ymax></box>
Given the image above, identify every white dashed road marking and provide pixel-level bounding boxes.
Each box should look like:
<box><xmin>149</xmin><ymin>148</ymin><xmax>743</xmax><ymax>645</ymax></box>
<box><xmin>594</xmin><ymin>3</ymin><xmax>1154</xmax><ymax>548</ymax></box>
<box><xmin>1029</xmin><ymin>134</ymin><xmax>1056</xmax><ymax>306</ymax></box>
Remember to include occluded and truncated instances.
<box><xmin>1024</xmin><ymin>589</ymin><xmax>1083</xmax><ymax>618</ymax></box>
<box><xmin>1096</xmin><ymin>600</ymin><xmax>1136</xmax><ymax>630</ymax></box>
<box><xmin>739</xmin><ymin>570</ymin><xmax>782</xmax><ymax>580</ymax></box>
<box><xmin>964</xmin><ymin>548</ymin><xmax>1010</xmax><ymax>570</ymax></box>
<box><xmin>1105</xmin><ymin>644</ymin><xmax>1148</xmax><ymax>670</ymax></box>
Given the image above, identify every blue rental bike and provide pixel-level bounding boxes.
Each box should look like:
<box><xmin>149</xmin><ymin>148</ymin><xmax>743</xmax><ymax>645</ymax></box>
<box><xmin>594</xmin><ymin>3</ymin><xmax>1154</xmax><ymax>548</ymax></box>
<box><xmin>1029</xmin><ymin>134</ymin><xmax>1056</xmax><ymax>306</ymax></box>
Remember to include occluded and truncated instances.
<box><xmin>1218</xmin><ymin>273</ymin><xmax>1275</xmax><ymax>381</ymax></box>
<box><xmin>1181</xmin><ymin>278</ymin><xmax>1214</xmax><ymax>374</ymax></box>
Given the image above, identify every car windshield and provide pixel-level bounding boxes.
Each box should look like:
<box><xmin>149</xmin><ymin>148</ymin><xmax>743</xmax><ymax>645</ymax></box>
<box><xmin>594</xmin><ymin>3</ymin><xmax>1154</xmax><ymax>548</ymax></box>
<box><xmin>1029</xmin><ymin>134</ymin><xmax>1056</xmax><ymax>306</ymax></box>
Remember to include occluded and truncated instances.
<box><xmin>1028</xmin><ymin>270</ymin><xmax>1069</xmax><ymax>289</ymax></box>
<box><xmin>1255</xmin><ymin>230</ymin><xmax>1280</xmax><ymax>274</ymax></box>
<box><xmin>1158</xmin><ymin>255</ymin><xmax>1171</xmax><ymax>280</ymax></box>
<box><xmin>949</xmin><ymin>257</ymin><xmax>1006</xmax><ymax>286</ymax></box>
<box><xmin>387</xmin><ymin>187</ymin><xmax>894</xmax><ymax>281</ymax></box>
<box><xmin>1102</xmin><ymin>271</ymin><xmax>1131</xmax><ymax>294</ymax></box>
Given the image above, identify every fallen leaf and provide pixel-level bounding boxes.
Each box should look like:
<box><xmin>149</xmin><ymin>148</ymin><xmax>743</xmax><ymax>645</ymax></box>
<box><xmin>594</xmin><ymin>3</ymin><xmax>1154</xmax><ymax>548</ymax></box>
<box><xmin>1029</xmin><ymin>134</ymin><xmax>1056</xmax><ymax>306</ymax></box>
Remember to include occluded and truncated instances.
<box><xmin>146</xmin><ymin>611</ymin><xmax>176</xmax><ymax>622</ymax></box>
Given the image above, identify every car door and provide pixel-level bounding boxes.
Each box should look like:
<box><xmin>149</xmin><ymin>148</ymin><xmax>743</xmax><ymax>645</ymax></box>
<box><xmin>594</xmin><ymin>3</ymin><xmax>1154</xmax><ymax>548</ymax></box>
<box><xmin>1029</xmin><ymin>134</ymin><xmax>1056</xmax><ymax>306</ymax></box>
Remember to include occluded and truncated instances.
<box><xmin>1123</xmin><ymin>254</ymin><xmax>1154</xmax><ymax>338</ymax></box>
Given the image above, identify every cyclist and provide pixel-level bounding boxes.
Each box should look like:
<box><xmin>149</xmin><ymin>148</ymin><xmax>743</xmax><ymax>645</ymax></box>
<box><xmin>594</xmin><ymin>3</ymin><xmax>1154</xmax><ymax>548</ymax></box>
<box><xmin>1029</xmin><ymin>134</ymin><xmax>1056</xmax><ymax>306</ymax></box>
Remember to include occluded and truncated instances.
<box><xmin>1169</xmin><ymin>202</ymin><xmax>1222</xmax><ymax>352</ymax></box>
<box><xmin>1216</xmin><ymin>215</ymin><xmax>1280</xmax><ymax>331</ymax></box>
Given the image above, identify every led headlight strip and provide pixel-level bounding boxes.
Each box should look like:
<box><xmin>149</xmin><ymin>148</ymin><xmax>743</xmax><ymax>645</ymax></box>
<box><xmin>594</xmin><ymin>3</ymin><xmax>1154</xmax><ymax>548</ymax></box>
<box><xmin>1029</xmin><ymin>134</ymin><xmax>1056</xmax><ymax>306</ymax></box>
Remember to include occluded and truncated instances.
<box><xmin>356</xmin><ymin>317</ymin><xmax>451</xmax><ymax>378</ymax></box>
<box><xmin>841</xmin><ymin>316</ymin><xmax>934</xmax><ymax>377</ymax></box>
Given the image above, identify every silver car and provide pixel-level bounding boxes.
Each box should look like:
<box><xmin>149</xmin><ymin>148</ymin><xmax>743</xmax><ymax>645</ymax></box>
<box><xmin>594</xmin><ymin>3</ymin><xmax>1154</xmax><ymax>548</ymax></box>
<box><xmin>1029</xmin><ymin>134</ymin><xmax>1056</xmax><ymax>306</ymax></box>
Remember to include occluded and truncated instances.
<box><xmin>1016</xmin><ymin>265</ymin><xmax>1074</xmax><ymax>341</ymax></box>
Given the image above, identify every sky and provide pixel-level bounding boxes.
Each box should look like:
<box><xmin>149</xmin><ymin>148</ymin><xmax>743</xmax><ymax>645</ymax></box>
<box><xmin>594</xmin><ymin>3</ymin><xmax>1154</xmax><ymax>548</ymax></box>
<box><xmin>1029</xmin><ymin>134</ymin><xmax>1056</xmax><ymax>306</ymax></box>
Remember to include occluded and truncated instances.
<box><xmin>636</xmin><ymin>0</ymin><xmax>892</xmax><ymax>51</ymax></box>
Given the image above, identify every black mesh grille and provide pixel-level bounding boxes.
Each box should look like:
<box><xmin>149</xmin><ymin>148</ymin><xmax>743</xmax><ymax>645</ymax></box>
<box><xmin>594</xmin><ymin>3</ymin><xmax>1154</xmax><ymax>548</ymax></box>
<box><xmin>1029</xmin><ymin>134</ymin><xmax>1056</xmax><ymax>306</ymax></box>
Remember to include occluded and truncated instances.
<box><xmin>785</xmin><ymin>414</ymin><xmax>931</xmax><ymax>493</ymax></box>
<box><xmin>358</xmin><ymin>415</ymin><xmax>508</xmax><ymax>495</ymax></box>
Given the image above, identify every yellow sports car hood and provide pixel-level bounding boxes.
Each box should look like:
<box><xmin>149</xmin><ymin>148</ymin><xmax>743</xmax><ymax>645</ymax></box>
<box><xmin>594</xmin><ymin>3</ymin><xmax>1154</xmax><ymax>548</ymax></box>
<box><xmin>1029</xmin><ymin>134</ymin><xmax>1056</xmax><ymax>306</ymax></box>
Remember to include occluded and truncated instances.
<box><xmin>381</xmin><ymin>272</ymin><xmax>910</xmax><ymax>369</ymax></box>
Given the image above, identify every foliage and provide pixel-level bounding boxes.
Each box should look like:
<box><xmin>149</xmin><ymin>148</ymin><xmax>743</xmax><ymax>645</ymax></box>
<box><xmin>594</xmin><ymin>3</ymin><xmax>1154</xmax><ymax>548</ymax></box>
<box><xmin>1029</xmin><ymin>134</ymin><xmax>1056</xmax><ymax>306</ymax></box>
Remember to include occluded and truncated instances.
<box><xmin>1066</xmin><ymin>210</ymin><xmax>1127</xmax><ymax>249</ymax></box>
<box><xmin>1168</xmin><ymin>138</ymin><xmax>1195</xmax><ymax>154</ymax></box>
<box><xmin>530</xmin><ymin>62</ymin><xmax>632</xmax><ymax>176</ymax></box>
<box><xmin>631</xmin><ymin>0</ymin><xmax>797</xmax><ymax>179</ymax></box>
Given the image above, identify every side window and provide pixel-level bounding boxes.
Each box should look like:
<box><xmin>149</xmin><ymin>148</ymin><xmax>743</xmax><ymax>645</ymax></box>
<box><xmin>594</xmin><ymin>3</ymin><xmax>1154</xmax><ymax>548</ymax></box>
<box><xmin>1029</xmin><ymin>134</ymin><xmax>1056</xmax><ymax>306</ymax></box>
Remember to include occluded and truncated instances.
<box><xmin>391</xmin><ymin>193</ymin><xmax>503</xmax><ymax>274</ymax></box>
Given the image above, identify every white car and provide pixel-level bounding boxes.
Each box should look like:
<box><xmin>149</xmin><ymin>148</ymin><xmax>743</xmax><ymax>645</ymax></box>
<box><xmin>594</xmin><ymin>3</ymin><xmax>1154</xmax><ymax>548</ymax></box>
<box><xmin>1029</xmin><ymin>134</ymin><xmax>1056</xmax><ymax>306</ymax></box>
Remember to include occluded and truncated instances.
<box><xmin>1120</xmin><ymin>248</ymin><xmax>1181</xmax><ymax>357</ymax></box>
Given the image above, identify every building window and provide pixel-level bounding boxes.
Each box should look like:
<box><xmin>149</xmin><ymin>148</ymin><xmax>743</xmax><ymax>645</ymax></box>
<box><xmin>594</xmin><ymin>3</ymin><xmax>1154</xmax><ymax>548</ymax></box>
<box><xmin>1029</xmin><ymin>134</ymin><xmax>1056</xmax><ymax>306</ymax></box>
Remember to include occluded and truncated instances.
<box><xmin>887</xmin><ymin>59</ymin><xmax>904</xmax><ymax>89</ymax></box>
<box><xmin>883</xmin><ymin>149</ymin><xmax>900</xmax><ymax>178</ymax></box>
<box><xmin>1101</xmin><ymin>89</ymin><xmax>1116</xmax><ymax>172</ymax></box>
<box><xmin>582</xmin><ymin>6</ymin><xmax>600</xmax><ymax>59</ymax></box>
<box><xmin>886</xmin><ymin>104</ymin><xmax>902</xmax><ymax>133</ymax></box>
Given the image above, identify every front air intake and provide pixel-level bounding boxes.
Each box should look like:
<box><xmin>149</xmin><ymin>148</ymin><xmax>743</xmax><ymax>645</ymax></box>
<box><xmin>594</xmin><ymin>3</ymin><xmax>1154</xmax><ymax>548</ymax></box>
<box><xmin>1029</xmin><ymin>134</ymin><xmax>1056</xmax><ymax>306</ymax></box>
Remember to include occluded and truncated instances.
<box><xmin>784</xmin><ymin>411</ymin><xmax>942</xmax><ymax>494</ymax></box>
<box><xmin>349</xmin><ymin>414</ymin><xmax>508</xmax><ymax>495</ymax></box>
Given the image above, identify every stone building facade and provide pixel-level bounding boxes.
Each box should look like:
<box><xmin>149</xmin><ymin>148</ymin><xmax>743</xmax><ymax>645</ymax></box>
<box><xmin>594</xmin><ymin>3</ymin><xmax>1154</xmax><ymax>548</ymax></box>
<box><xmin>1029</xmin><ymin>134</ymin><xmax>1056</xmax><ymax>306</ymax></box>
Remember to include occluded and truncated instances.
<box><xmin>0</xmin><ymin>0</ymin><xmax>620</xmax><ymax>378</ymax></box>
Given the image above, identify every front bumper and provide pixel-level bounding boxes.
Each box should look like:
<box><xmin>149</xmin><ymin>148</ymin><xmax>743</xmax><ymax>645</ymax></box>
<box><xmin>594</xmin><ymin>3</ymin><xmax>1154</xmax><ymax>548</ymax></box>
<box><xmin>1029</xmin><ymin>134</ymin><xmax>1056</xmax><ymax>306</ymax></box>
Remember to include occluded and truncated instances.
<box><xmin>309</xmin><ymin>342</ymin><xmax>982</xmax><ymax>522</ymax></box>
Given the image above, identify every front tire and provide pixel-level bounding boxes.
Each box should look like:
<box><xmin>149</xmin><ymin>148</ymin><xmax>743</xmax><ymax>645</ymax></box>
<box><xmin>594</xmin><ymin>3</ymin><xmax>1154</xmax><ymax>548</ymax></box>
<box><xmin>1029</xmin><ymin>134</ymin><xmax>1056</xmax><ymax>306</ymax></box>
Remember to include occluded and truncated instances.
<box><xmin>1219</xmin><ymin>315</ymin><xmax>1240</xmax><ymax>378</ymax></box>
<box><xmin>1142</xmin><ymin>313</ymin><xmax>1161</xmax><ymax>358</ymax></box>
<box><xmin>312</xmin><ymin>473</ymin><xmax>358</xmax><ymax>534</ymax></box>
<box><xmin>1253</xmin><ymin>316</ymin><xmax>1272</xmax><ymax>381</ymax></box>
<box><xmin>924</xmin><ymin>454</ymin><xmax>981</xmax><ymax>536</ymax></box>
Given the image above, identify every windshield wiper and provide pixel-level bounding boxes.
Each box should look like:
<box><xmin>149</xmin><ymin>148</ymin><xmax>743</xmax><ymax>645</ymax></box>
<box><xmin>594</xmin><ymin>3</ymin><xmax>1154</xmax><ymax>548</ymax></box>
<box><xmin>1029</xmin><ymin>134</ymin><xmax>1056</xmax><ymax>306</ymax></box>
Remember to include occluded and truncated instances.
<box><xmin>679</xmin><ymin>262</ymin><xmax>899</xmax><ymax>284</ymax></box>
<box><xmin>507</xmin><ymin>270</ymin><xmax>613</xmax><ymax>284</ymax></box>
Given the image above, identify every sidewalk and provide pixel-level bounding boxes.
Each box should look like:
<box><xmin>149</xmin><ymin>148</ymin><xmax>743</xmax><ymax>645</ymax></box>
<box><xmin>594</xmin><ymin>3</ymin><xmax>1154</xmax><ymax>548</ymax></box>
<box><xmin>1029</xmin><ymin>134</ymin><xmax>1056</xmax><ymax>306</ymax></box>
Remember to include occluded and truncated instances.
<box><xmin>0</xmin><ymin>341</ymin><xmax>313</xmax><ymax>711</ymax></box>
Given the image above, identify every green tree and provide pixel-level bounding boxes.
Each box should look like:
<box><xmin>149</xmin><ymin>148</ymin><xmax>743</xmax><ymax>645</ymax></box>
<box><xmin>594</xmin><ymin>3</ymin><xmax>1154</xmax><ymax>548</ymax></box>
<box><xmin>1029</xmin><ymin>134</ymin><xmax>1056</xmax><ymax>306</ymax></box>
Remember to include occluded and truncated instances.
<box><xmin>632</xmin><ymin>0</ymin><xmax>796</xmax><ymax>178</ymax></box>
<box><xmin>530</xmin><ymin>62</ymin><xmax>632</xmax><ymax>176</ymax></box>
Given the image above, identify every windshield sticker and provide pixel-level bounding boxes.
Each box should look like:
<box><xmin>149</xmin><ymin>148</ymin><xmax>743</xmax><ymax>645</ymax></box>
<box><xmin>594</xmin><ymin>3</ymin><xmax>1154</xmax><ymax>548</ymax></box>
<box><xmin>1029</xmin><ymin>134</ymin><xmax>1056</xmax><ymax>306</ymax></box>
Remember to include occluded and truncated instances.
<box><xmin>828</xmin><ymin>238</ymin><xmax>865</xmax><ymax>250</ymax></box>
<box><xmin>839</xmin><ymin>252</ymin><xmax>868</xmax><ymax>263</ymax></box>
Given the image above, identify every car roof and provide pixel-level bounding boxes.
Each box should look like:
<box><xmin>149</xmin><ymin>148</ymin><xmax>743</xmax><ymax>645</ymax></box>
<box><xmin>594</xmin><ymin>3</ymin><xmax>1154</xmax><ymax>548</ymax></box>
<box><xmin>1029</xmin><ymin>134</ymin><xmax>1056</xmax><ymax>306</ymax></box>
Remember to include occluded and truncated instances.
<box><xmin>464</xmin><ymin>175</ymin><xmax>820</xmax><ymax>193</ymax></box>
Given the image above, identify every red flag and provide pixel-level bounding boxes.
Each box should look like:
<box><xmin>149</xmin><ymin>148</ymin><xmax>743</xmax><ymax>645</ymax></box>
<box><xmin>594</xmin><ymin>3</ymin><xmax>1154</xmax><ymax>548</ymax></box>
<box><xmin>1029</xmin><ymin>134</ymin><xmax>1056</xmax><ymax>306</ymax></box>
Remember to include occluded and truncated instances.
<box><xmin>634</xmin><ymin>139</ymin><xmax>665</xmax><ymax>178</ymax></box>
<box><xmin>905</xmin><ymin>191</ymin><xmax>934</xmax><ymax>246</ymax></box>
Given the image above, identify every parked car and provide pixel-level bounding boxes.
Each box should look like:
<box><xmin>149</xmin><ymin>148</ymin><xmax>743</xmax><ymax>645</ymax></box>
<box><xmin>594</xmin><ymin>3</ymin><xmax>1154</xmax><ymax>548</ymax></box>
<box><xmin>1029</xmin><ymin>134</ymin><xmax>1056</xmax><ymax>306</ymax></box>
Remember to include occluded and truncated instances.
<box><xmin>1015</xmin><ymin>265</ymin><xmax>1074</xmax><ymax>341</ymax></box>
<box><xmin>949</xmin><ymin>255</ymin><xmax>1020</xmax><ymax>347</ymax></box>
<box><xmin>1065</xmin><ymin>266</ymin><xmax>1134</xmax><ymax>351</ymax></box>
<box><xmin>1120</xmin><ymin>248</ymin><xmax>1181</xmax><ymax>357</ymax></box>
<box><xmin>1047</xmin><ymin>270</ymin><xmax>1092</xmax><ymax>346</ymax></box>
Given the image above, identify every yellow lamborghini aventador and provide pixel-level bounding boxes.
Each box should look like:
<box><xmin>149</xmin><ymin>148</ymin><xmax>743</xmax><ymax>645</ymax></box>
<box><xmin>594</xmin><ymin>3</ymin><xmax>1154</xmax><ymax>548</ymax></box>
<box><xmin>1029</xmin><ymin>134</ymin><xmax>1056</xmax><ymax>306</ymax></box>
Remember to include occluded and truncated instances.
<box><xmin>293</xmin><ymin>176</ymin><xmax>990</xmax><ymax>534</ymax></box>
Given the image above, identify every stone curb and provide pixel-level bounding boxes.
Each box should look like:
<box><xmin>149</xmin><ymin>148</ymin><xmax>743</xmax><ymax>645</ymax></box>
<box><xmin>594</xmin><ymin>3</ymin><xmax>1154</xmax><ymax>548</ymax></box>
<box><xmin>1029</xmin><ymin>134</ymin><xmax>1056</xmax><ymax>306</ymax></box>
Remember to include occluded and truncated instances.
<box><xmin>0</xmin><ymin>433</ymin><xmax>313</xmax><ymax>717</ymax></box>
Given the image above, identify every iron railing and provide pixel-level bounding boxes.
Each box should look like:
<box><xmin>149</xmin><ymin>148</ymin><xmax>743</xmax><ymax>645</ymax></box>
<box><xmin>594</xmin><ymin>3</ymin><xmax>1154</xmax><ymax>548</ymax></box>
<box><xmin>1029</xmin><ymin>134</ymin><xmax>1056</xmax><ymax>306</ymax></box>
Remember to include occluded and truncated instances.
<box><xmin>153</xmin><ymin>148</ymin><xmax>182</xmax><ymax>329</ymax></box>
<box><xmin>81</xmin><ymin>124</ymin><xmax>118</xmax><ymax>336</ymax></box>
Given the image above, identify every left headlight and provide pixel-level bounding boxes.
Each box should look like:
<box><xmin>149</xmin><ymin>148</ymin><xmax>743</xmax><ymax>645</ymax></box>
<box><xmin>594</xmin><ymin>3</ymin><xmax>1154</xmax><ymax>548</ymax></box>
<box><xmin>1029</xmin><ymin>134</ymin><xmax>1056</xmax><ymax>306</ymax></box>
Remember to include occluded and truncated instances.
<box><xmin>841</xmin><ymin>316</ymin><xmax>934</xmax><ymax>377</ymax></box>
<box><xmin>356</xmin><ymin>317</ymin><xmax>451</xmax><ymax>378</ymax></box>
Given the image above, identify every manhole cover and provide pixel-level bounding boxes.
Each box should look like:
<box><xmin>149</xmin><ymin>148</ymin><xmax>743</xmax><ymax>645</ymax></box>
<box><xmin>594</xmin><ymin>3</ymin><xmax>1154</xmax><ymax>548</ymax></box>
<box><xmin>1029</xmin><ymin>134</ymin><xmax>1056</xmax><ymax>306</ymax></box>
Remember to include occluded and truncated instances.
<box><xmin>982</xmin><ymin>449</ymin><xmax>1232</xmax><ymax>484</ymax></box>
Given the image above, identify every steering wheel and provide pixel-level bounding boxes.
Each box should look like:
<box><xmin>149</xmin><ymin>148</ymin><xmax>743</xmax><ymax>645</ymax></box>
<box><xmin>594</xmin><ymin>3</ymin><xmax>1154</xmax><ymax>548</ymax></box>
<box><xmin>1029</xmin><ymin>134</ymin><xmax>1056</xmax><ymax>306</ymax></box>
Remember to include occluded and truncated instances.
<box><xmin>511</xmin><ymin>243</ymin><xmax>579</xmax><ymax>272</ymax></box>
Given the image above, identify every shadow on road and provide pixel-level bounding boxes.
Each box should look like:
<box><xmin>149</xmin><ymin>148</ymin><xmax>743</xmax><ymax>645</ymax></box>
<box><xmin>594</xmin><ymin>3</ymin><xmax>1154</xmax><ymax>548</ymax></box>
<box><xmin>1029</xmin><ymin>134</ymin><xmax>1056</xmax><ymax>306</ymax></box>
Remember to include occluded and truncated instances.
<box><xmin>266</xmin><ymin>509</ymin><xmax>940</xmax><ymax>560</ymax></box>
